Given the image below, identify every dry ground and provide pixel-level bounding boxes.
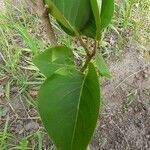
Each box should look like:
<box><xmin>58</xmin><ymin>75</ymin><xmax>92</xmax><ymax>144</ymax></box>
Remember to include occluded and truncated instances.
<box><xmin>91</xmin><ymin>45</ymin><xmax>150</xmax><ymax>150</ymax></box>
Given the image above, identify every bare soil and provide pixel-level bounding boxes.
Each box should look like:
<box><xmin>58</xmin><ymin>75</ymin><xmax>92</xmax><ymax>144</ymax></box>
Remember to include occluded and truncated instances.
<box><xmin>91</xmin><ymin>44</ymin><xmax>150</xmax><ymax>150</ymax></box>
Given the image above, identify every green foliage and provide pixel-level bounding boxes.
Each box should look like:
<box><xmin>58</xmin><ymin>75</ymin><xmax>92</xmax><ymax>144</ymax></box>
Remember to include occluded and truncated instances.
<box><xmin>100</xmin><ymin>0</ymin><xmax>114</xmax><ymax>30</ymax></box>
<box><xmin>32</xmin><ymin>0</ymin><xmax>114</xmax><ymax>149</ymax></box>
<box><xmin>90</xmin><ymin>0</ymin><xmax>114</xmax><ymax>39</ymax></box>
<box><xmin>44</xmin><ymin>0</ymin><xmax>91</xmax><ymax>33</ymax></box>
<box><xmin>33</xmin><ymin>46</ymin><xmax>74</xmax><ymax>78</ymax></box>
<box><xmin>90</xmin><ymin>0</ymin><xmax>102</xmax><ymax>39</ymax></box>
<box><xmin>38</xmin><ymin>63</ymin><xmax>100</xmax><ymax>150</ymax></box>
<box><xmin>95</xmin><ymin>53</ymin><xmax>112</xmax><ymax>79</ymax></box>
<box><xmin>44</xmin><ymin>0</ymin><xmax>114</xmax><ymax>39</ymax></box>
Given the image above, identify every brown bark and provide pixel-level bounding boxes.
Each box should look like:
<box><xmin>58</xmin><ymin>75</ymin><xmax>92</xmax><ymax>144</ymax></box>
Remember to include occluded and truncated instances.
<box><xmin>26</xmin><ymin>0</ymin><xmax>57</xmax><ymax>46</ymax></box>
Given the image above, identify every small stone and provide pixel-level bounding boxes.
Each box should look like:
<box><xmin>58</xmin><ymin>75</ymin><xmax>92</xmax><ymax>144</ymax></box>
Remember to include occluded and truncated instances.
<box><xmin>24</xmin><ymin>121</ymin><xmax>39</xmax><ymax>131</ymax></box>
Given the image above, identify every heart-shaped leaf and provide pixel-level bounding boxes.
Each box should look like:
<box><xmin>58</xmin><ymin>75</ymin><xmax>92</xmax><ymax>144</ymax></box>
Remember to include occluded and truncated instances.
<box><xmin>38</xmin><ymin>63</ymin><xmax>100</xmax><ymax>150</ymax></box>
<box><xmin>33</xmin><ymin>46</ymin><xmax>74</xmax><ymax>78</ymax></box>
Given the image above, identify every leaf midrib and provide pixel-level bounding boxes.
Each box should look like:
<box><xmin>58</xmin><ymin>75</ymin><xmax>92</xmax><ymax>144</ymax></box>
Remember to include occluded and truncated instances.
<box><xmin>70</xmin><ymin>71</ymin><xmax>87</xmax><ymax>149</ymax></box>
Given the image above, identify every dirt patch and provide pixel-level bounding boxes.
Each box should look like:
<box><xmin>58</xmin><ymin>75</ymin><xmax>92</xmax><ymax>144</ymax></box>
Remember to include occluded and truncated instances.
<box><xmin>91</xmin><ymin>45</ymin><xmax>150</xmax><ymax>150</ymax></box>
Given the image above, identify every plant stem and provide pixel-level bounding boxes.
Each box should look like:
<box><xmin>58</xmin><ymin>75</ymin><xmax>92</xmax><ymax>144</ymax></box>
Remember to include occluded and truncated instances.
<box><xmin>26</xmin><ymin>0</ymin><xmax>57</xmax><ymax>46</ymax></box>
<box><xmin>80</xmin><ymin>56</ymin><xmax>91</xmax><ymax>72</ymax></box>
<box><xmin>79</xmin><ymin>37</ymin><xmax>91</xmax><ymax>57</ymax></box>
<box><xmin>80</xmin><ymin>38</ymin><xmax>97</xmax><ymax>72</ymax></box>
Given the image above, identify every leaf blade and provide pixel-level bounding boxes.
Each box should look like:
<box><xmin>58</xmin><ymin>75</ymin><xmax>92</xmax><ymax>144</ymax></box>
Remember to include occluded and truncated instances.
<box><xmin>95</xmin><ymin>52</ymin><xmax>112</xmax><ymax>79</ymax></box>
<box><xmin>72</xmin><ymin>63</ymin><xmax>100</xmax><ymax>150</ymax></box>
<box><xmin>101</xmin><ymin>0</ymin><xmax>114</xmax><ymax>29</ymax></box>
<box><xmin>44</xmin><ymin>0</ymin><xmax>91</xmax><ymax>34</ymax></box>
<box><xmin>33</xmin><ymin>46</ymin><xmax>74</xmax><ymax>78</ymax></box>
<box><xmin>90</xmin><ymin>0</ymin><xmax>102</xmax><ymax>39</ymax></box>
<box><xmin>38</xmin><ymin>64</ymin><xmax>100</xmax><ymax>149</ymax></box>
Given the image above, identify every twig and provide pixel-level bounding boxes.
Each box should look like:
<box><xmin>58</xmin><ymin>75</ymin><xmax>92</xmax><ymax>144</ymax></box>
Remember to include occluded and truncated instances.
<box><xmin>80</xmin><ymin>38</ymin><xmax>97</xmax><ymax>72</ymax></box>
<box><xmin>26</xmin><ymin>0</ymin><xmax>57</xmax><ymax>46</ymax></box>
<box><xmin>79</xmin><ymin>37</ymin><xmax>91</xmax><ymax>57</ymax></box>
<box><xmin>80</xmin><ymin>56</ymin><xmax>91</xmax><ymax>72</ymax></box>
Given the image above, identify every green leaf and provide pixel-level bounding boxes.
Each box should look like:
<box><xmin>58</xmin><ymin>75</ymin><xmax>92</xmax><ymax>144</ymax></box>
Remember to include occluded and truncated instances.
<box><xmin>80</xmin><ymin>12</ymin><xmax>97</xmax><ymax>38</ymax></box>
<box><xmin>95</xmin><ymin>52</ymin><xmax>112</xmax><ymax>79</ymax></box>
<box><xmin>44</xmin><ymin>0</ymin><xmax>92</xmax><ymax>34</ymax></box>
<box><xmin>90</xmin><ymin>0</ymin><xmax>102</xmax><ymax>39</ymax></box>
<box><xmin>44</xmin><ymin>0</ymin><xmax>114</xmax><ymax>39</ymax></box>
<box><xmin>59</xmin><ymin>12</ymin><xmax>97</xmax><ymax>38</ymax></box>
<box><xmin>101</xmin><ymin>0</ymin><xmax>114</xmax><ymax>29</ymax></box>
<box><xmin>38</xmin><ymin>63</ymin><xmax>100</xmax><ymax>150</ymax></box>
<box><xmin>81</xmin><ymin>0</ymin><xmax>114</xmax><ymax>39</ymax></box>
<box><xmin>33</xmin><ymin>46</ymin><xmax>74</xmax><ymax>78</ymax></box>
